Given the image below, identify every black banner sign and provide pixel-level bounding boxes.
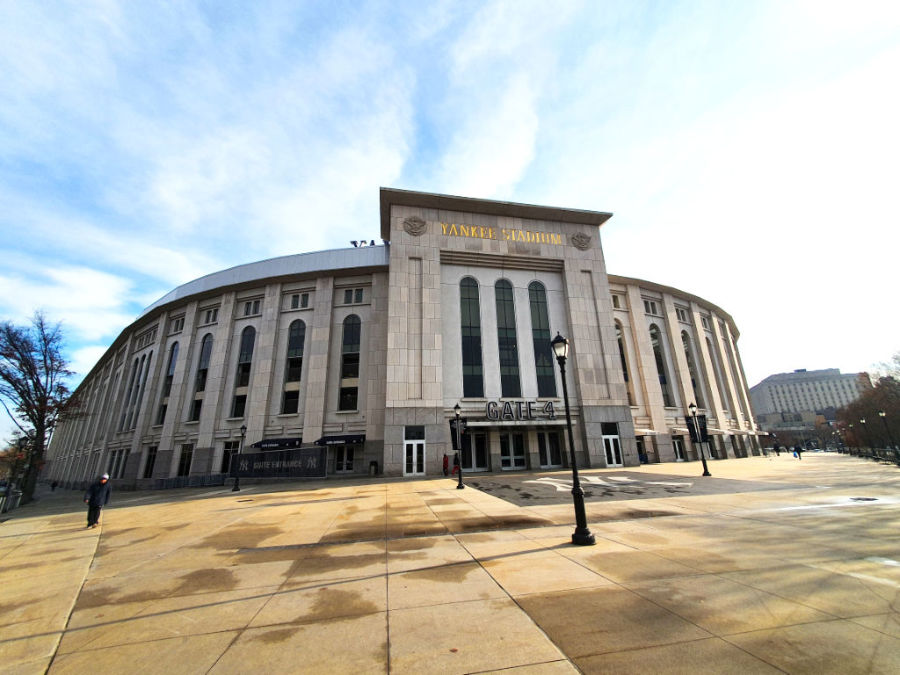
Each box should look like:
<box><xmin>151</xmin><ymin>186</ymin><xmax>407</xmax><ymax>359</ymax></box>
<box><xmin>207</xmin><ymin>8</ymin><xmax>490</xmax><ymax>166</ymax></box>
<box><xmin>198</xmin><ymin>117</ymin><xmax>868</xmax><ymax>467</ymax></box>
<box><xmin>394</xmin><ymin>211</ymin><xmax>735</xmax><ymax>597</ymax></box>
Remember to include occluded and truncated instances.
<box><xmin>251</xmin><ymin>437</ymin><xmax>302</xmax><ymax>450</ymax></box>
<box><xmin>685</xmin><ymin>415</ymin><xmax>709</xmax><ymax>443</ymax></box>
<box><xmin>232</xmin><ymin>447</ymin><xmax>327</xmax><ymax>478</ymax></box>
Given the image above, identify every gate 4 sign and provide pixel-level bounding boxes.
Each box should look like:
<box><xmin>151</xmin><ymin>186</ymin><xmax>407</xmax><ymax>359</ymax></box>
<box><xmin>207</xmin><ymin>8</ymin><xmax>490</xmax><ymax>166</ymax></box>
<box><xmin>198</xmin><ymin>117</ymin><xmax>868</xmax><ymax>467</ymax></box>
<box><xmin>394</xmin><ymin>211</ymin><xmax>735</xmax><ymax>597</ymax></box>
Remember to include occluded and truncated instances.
<box><xmin>485</xmin><ymin>400</ymin><xmax>556</xmax><ymax>421</ymax></box>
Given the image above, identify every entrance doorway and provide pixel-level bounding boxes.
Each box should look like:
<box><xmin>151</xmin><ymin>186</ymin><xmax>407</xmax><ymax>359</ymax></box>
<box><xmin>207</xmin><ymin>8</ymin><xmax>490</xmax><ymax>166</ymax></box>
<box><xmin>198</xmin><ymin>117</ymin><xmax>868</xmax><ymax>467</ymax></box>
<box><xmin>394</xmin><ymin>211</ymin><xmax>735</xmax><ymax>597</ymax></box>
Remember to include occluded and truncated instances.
<box><xmin>672</xmin><ymin>436</ymin><xmax>686</xmax><ymax>461</ymax></box>
<box><xmin>461</xmin><ymin>432</ymin><xmax>489</xmax><ymax>471</ymax></box>
<box><xmin>334</xmin><ymin>445</ymin><xmax>355</xmax><ymax>473</ymax></box>
<box><xmin>537</xmin><ymin>431</ymin><xmax>563</xmax><ymax>468</ymax></box>
<box><xmin>601</xmin><ymin>422</ymin><xmax>623</xmax><ymax>467</ymax></box>
<box><xmin>499</xmin><ymin>433</ymin><xmax>527</xmax><ymax>470</ymax></box>
<box><xmin>404</xmin><ymin>425</ymin><xmax>425</xmax><ymax>476</ymax></box>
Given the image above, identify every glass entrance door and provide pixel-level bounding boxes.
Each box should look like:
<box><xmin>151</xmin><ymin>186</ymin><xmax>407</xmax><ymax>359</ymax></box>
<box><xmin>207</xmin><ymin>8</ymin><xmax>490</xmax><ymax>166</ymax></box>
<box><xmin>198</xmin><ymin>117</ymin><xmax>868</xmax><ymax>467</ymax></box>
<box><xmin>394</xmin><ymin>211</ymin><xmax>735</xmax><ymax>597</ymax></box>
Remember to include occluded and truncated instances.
<box><xmin>672</xmin><ymin>436</ymin><xmax>686</xmax><ymax>461</ymax></box>
<box><xmin>537</xmin><ymin>431</ymin><xmax>563</xmax><ymax>468</ymax></box>
<box><xmin>335</xmin><ymin>445</ymin><xmax>354</xmax><ymax>473</ymax></box>
<box><xmin>499</xmin><ymin>433</ymin><xmax>526</xmax><ymax>470</ymax></box>
<box><xmin>404</xmin><ymin>441</ymin><xmax>425</xmax><ymax>476</ymax></box>
<box><xmin>461</xmin><ymin>432</ymin><xmax>489</xmax><ymax>471</ymax></box>
<box><xmin>603</xmin><ymin>436</ymin><xmax>623</xmax><ymax>466</ymax></box>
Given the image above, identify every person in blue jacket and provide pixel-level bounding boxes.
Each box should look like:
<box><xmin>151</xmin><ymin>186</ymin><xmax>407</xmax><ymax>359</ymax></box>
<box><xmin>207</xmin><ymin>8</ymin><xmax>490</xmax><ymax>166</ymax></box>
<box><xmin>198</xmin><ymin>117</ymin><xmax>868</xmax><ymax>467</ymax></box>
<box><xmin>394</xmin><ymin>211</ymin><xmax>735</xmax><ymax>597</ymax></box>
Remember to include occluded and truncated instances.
<box><xmin>84</xmin><ymin>473</ymin><xmax>111</xmax><ymax>528</ymax></box>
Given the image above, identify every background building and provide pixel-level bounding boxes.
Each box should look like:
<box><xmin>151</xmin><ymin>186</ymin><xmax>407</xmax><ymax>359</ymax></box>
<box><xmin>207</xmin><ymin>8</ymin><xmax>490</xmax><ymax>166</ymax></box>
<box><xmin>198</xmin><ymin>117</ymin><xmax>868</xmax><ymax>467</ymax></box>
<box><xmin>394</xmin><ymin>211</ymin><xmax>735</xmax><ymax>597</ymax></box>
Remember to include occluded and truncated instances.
<box><xmin>750</xmin><ymin>368</ymin><xmax>872</xmax><ymax>447</ymax></box>
<box><xmin>46</xmin><ymin>189</ymin><xmax>761</xmax><ymax>488</ymax></box>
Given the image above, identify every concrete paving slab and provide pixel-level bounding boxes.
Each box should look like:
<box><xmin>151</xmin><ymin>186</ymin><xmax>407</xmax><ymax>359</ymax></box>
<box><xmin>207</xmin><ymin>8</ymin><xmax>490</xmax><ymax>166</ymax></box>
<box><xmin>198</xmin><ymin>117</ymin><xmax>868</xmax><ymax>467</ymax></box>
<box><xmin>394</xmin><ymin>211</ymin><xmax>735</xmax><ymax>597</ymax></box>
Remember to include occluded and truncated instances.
<box><xmin>389</xmin><ymin>597</ymin><xmax>566</xmax><ymax>674</ymax></box>
<box><xmin>724</xmin><ymin>619</ymin><xmax>900</xmax><ymax>674</ymax></box>
<box><xmin>3</xmin><ymin>454</ymin><xmax>900</xmax><ymax>673</ymax></box>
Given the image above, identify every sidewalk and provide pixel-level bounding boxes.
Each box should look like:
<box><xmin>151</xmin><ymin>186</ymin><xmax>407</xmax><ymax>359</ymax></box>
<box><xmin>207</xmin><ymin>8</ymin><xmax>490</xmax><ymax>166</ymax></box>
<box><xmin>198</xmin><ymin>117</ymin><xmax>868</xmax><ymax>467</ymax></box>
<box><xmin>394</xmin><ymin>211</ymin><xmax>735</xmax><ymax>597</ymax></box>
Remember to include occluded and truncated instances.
<box><xmin>1</xmin><ymin>454</ymin><xmax>898</xmax><ymax>674</ymax></box>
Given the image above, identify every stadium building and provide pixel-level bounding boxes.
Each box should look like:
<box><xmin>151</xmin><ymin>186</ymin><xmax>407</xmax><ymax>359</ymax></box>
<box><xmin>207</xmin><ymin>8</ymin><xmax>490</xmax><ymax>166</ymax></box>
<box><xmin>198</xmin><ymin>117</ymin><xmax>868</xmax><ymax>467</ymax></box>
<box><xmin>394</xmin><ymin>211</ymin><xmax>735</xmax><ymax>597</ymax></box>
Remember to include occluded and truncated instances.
<box><xmin>47</xmin><ymin>189</ymin><xmax>761</xmax><ymax>488</ymax></box>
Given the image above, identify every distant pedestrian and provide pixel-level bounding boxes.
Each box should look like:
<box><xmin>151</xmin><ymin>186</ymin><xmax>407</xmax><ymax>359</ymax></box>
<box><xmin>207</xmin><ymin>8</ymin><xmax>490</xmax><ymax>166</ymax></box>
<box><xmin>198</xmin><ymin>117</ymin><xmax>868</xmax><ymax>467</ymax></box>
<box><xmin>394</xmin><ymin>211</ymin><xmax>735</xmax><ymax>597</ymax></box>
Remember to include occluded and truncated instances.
<box><xmin>84</xmin><ymin>473</ymin><xmax>111</xmax><ymax>528</ymax></box>
<box><xmin>794</xmin><ymin>445</ymin><xmax>803</xmax><ymax>460</ymax></box>
<box><xmin>774</xmin><ymin>445</ymin><xmax>781</xmax><ymax>457</ymax></box>
<box><xmin>442</xmin><ymin>454</ymin><xmax>449</xmax><ymax>477</ymax></box>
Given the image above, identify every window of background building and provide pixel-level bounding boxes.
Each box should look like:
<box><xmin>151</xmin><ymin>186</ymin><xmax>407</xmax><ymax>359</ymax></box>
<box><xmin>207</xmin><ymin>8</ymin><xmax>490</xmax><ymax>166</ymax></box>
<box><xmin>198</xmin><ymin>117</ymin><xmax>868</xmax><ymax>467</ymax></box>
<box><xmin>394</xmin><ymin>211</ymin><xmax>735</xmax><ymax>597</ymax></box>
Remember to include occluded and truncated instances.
<box><xmin>528</xmin><ymin>281</ymin><xmax>556</xmax><ymax>398</ymax></box>
<box><xmin>282</xmin><ymin>390</ymin><xmax>300</xmax><ymax>414</ymax></box>
<box><xmin>495</xmin><ymin>280</ymin><xmax>521</xmax><ymax>398</ymax></box>
<box><xmin>460</xmin><ymin>278</ymin><xmax>484</xmax><ymax>398</ymax></box>
<box><xmin>339</xmin><ymin>315</ymin><xmax>361</xmax><ymax>411</ymax></box>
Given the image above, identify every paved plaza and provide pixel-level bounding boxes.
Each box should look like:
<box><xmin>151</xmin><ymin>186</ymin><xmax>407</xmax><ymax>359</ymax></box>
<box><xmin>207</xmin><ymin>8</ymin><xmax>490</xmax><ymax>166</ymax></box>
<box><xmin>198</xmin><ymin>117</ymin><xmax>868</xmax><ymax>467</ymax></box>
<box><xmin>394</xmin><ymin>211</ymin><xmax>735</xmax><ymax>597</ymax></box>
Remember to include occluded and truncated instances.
<box><xmin>1</xmin><ymin>453</ymin><xmax>899</xmax><ymax>674</ymax></box>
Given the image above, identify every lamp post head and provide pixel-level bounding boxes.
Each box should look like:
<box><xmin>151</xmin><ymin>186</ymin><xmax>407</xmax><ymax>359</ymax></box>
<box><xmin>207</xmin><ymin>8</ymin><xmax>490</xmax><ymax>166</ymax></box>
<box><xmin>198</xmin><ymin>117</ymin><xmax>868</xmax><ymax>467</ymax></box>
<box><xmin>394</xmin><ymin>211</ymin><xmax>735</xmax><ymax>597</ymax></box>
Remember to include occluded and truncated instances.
<box><xmin>878</xmin><ymin>410</ymin><xmax>886</xmax><ymax>418</ymax></box>
<box><xmin>688</xmin><ymin>402</ymin><xmax>698</xmax><ymax>416</ymax></box>
<box><xmin>240</xmin><ymin>424</ymin><xmax>247</xmax><ymax>437</ymax></box>
<box><xmin>551</xmin><ymin>333</ymin><xmax>569</xmax><ymax>361</ymax></box>
<box><xmin>454</xmin><ymin>403</ymin><xmax>460</xmax><ymax>415</ymax></box>
<box><xmin>860</xmin><ymin>418</ymin><xmax>866</xmax><ymax>425</ymax></box>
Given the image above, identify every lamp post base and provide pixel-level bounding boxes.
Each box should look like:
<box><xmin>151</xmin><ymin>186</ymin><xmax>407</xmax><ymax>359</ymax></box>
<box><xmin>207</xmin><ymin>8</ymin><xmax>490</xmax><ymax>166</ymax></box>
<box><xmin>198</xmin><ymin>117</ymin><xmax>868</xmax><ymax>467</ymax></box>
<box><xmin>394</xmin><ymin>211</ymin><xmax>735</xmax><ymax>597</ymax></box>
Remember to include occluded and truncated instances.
<box><xmin>572</xmin><ymin>527</ymin><xmax>595</xmax><ymax>546</ymax></box>
<box><xmin>232</xmin><ymin>479</ymin><xmax>240</xmax><ymax>492</ymax></box>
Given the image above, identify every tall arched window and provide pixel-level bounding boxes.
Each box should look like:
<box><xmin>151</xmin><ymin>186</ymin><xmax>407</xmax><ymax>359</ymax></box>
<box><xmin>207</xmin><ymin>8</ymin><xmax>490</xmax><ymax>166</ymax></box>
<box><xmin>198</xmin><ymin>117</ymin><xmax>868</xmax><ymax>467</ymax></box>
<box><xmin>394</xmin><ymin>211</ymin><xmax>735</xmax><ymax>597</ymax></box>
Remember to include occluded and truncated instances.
<box><xmin>460</xmin><ymin>278</ymin><xmax>484</xmax><ymax>398</ymax></box>
<box><xmin>157</xmin><ymin>342</ymin><xmax>178</xmax><ymax>425</ymax></box>
<box><xmin>681</xmin><ymin>331</ymin><xmax>705</xmax><ymax>408</ymax></box>
<box><xmin>707</xmin><ymin>336</ymin><xmax>731</xmax><ymax>412</ymax></box>
<box><xmin>528</xmin><ymin>282</ymin><xmax>556</xmax><ymax>397</ymax></box>
<box><xmin>339</xmin><ymin>315</ymin><xmax>361</xmax><ymax>410</ymax></box>
<box><xmin>231</xmin><ymin>327</ymin><xmax>256</xmax><ymax>418</ymax></box>
<box><xmin>195</xmin><ymin>334</ymin><xmax>213</xmax><ymax>393</ymax></box>
<box><xmin>616</xmin><ymin>321</ymin><xmax>635</xmax><ymax>406</ymax></box>
<box><xmin>650</xmin><ymin>324</ymin><xmax>674</xmax><ymax>407</ymax></box>
<box><xmin>281</xmin><ymin>320</ymin><xmax>306</xmax><ymax>414</ymax></box>
<box><xmin>236</xmin><ymin>327</ymin><xmax>256</xmax><ymax>387</ymax></box>
<box><xmin>495</xmin><ymin>279</ymin><xmax>521</xmax><ymax>398</ymax></box>
<box><xmin>285</xmin><ymin>320</ymin><xmax>306</xmax><ymax>382</ymax></box>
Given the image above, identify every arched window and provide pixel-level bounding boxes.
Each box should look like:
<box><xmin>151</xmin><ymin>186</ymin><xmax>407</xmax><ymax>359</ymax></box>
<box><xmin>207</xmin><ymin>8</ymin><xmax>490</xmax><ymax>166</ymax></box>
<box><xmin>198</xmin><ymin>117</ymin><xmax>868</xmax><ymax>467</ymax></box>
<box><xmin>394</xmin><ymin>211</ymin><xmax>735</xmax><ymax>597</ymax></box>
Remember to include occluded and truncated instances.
<box><xmin>285</xmin><ymin>320</ymin><xmax>306</xmax><ymax>382</ymax></box>
<box><xmin>157</xmin><ymin>342</ymin><xmax>178</xmax><ymax>425</ymax></box>
<box><xmin>195</xmin><ymin>334</ymin><xmax>213</xmax><ymax>393</ymax></box>
<box><xmin>650</xmin><ymin>324</ymin><xmax>674</xmax><ymax>407</ymax></box>
<box><xmin>528</xmin><ymin>282</ymin><xmax>556</xmax><ymax>397</ymax></box>
<box><xmin>495</xmin><ymin>279</ymin><xmax>521</xmax><ymax>398</ymax></box>
<box><xmin>616</xmin><ymin>321</ymin><xmax>635</xmax><ymax>406</ymax></box>
<box><xmin>282</xmin><ymin>320</ymin><xmax>306</xmax><ymax>414</ymax></box>
<box><xmin>339</xmin><ymin>315</ymin><xmax>361</xmax><ymax>411</ymax></box>
<box><xmin>681</xmin><ymin>331</ymin><xmax>705</xmax><ymax>408</ymax></box>
<box><xmin>460</xmin><ymin>278</ymin><xmax>484</xmax><ymax>398</ymax></box>
<box><xmin>236</xmin><ymin>326</ymin><xmax>256</xmax><ymax>387</ymax></box>
<box><xmin>231</xmin><ymin>327</ymin><xmax>256</xmax><ymax>418</ymax></box>
<box><xmin>163</xmin><ymin>343</ymin><xmax>179</xmax><ymax>396</ymax></box>
<box><xmin>707</xmin><ymin>336</ymin><xmax>730</xmax><ymax>412</ymax></box>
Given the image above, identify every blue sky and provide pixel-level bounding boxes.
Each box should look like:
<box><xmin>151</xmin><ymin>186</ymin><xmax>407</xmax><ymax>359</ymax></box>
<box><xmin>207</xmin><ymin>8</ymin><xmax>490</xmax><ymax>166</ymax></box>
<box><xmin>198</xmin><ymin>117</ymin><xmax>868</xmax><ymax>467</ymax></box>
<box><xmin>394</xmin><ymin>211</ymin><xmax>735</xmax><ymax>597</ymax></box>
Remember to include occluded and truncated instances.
<box><xmin>2</xmin><ymin>0</ymin><xmax>899</xmax><ymax>439</ymax></box>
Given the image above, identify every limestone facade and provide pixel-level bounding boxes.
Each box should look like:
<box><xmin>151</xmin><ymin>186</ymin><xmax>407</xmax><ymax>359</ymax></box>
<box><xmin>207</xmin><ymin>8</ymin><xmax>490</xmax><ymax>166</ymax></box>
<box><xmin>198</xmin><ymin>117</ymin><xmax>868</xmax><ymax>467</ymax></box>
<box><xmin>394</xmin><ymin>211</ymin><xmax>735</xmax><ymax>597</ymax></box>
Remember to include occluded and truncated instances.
<box><xmin>46</xmin><ymin>189</ymin><xmax>761</xmax><ymax>487</ymax></box>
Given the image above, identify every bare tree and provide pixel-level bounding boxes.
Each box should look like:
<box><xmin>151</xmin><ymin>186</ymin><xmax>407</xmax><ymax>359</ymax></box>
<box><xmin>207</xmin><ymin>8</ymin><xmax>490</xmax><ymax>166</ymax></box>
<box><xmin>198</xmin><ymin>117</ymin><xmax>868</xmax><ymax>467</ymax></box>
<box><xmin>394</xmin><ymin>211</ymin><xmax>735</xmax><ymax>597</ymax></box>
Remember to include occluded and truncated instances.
<box><xmin>0</xmin><ymin>313</ymin><xmax>75</xmax><ymax>503</ymax></box>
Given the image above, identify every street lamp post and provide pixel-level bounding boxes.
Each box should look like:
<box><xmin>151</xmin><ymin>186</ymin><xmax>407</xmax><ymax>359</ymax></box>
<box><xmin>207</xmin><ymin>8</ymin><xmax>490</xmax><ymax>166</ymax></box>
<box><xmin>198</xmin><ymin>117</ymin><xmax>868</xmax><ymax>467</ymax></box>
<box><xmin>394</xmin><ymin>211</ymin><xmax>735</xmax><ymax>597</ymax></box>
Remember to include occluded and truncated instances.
<box><xmin>232</xmin><ymin>424</ymin><xmax>247</xmax><ymax>492</ymax></box>
<box><xmin>878</xmin><ymin>411</ymin><xmax>896</xmax><ymax>452</ymax></box>
<box><xmin>551</xmin><ymin>333</ymin><xmax>595</xmax><ymax>546</ymax></box>
<box><xmin>859</xmin><ymin>418</ymin><xmax>868</xmax><ymax>454</ymax></box>
<box><xmin>453</xmin><ymin>404</ymin><xmax>464</xmax><ymax>490</ymax></box>
<box><xmin>848</xmin><ymin>423</ymin><xmax>856</xmax><ymax>455</ymax></box>
<box><xmin>688</xmin><ymin>402</ymin><xmax>711</xmax><ymax>476</ymax></box>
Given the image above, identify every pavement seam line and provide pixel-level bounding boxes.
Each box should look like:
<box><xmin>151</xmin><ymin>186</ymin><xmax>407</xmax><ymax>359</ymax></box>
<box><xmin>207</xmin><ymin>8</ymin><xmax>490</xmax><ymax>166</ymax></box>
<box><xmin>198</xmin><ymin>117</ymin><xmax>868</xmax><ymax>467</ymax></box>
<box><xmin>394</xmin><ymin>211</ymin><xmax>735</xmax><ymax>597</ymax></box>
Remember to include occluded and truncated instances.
<box><xmin>45</xmin><ymin>521</ymin><xmax>104</xmax><ymax>673</ymax></box>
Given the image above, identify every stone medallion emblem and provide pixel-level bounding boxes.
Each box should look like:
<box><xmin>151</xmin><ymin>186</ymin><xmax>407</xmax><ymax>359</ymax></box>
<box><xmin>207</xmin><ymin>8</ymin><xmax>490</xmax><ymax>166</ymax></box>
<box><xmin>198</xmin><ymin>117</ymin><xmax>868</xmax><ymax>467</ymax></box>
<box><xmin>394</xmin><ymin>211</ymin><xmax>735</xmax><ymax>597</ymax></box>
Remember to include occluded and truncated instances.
<box><xmin>571</xmin><ymin>233</ymin><xmax>592</xmax><ymax>250</ymax></box>
<box><xmin>402</xmin><ymin>216</ymin><xmax>427</xmax><ymax>236</ymax></box>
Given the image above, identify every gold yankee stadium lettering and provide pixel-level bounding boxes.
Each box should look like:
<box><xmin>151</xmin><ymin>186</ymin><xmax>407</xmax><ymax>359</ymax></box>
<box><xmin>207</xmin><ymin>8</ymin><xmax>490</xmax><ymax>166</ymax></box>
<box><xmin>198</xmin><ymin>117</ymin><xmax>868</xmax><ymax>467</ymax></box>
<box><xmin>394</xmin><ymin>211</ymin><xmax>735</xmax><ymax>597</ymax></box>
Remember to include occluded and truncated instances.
<box><xmin>440</xmin><ymin>222</ymin><xmax>563</xmax><ymax>245</ymax></box>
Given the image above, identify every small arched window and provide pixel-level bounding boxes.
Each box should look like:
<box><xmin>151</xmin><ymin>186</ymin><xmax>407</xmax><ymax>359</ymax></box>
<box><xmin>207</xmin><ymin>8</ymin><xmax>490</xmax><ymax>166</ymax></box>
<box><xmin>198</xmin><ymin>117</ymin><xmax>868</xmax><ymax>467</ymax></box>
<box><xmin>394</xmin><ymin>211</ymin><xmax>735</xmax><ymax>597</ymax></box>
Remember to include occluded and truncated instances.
<box><xmin>163</xmin><ymin>342</ymin><xmax>179</xmax><ymax>397</ymax></box>
<box><xmin>460</xmin><ymin>278</ymin><xmax>484</xmax><ymax>398</ymax></box>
